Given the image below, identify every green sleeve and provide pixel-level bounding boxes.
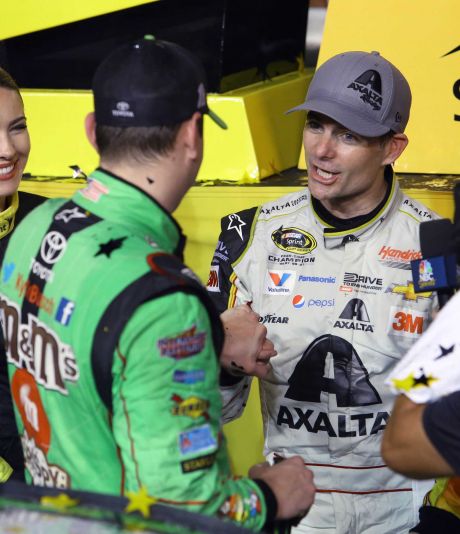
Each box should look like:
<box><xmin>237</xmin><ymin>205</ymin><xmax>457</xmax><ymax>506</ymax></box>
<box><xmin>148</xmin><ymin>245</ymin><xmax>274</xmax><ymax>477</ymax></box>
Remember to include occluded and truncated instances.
<box><xmin>111</xmin><ymin>291</ymin><xmax>268</xmax><ymax>530</ymax></box>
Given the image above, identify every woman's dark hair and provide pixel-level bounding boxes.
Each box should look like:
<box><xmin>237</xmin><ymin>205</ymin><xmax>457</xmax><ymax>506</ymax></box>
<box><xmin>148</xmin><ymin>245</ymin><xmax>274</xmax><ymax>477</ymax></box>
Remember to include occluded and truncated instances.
<box><xmin>0</xmin><ymin>67</ymin><xmax>20</xmax><ymax>93</ymax></box>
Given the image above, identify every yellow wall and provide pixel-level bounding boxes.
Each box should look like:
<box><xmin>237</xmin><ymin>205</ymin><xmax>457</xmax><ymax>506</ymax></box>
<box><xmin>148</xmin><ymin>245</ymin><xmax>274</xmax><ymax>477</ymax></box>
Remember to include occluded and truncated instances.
<box><xmin>0</xmin><ymin>0</ymin><xmax>157</xmax><ymax>40</ymax></box>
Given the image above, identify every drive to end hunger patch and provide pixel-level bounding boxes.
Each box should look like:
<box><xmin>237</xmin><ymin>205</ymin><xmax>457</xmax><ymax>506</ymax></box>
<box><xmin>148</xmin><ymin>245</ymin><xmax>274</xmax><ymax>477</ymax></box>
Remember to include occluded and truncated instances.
<box><xmin>158</xmin><ymin>325</ymin><xmax>206</xmax><ymax>359</ymax></box>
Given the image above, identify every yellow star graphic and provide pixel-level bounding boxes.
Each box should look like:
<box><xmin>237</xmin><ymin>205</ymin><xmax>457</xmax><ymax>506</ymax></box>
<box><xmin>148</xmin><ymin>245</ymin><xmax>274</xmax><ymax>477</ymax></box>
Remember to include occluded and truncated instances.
<box><xmin>125</xmin><ymin>486</ymin><xmax>157</xmax><ymax>518</ymax></box>
<box><xmin>392</xmin><ymin>374</ymin><xmax>417</xmax><ymax>392</ymax></box>
<box><xmin>40</xmin><ymin>493</ymin><xmax>79</xmax><ymax>510</ymax></box>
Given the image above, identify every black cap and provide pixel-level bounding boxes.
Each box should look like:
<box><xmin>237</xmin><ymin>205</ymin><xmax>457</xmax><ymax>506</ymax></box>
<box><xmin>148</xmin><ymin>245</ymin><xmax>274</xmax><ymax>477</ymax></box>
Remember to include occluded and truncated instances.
<box><xmin>93</xmin><ymin>35</ymin><xmax>227</xmax><ymax>129</ymax></box>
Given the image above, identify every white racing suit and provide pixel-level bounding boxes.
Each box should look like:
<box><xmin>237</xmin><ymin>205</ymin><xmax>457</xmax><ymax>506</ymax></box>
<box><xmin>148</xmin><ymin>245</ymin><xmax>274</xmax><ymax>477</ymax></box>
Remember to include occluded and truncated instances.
<box><xmin>207</xmin><ymin>174</ymin><xmax>438</xmax><ymax>533</ymax></box>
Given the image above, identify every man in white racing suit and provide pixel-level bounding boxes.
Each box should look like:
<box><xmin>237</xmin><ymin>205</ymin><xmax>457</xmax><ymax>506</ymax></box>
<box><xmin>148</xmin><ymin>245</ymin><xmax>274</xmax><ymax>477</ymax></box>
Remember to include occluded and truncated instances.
<box><xmin>207</xmin><ymin>51</ymin><xmax>438</xmax><ymax>533</ymax></box>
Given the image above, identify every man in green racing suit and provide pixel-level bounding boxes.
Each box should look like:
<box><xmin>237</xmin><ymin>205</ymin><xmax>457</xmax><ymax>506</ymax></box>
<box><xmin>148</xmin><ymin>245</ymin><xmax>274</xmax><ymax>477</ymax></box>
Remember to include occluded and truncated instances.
<box><xmin>0</xmin><ymin>37</ymin><xmax>315</xmax><ymax>531</ymax></box>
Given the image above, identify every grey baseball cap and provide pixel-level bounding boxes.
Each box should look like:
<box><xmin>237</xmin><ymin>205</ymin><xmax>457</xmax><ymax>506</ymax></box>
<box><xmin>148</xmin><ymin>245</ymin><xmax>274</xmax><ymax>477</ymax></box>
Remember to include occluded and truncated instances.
<box><xmin>287</xmin><ymin>51</ymin><xmax>411</xmax><ymax>137</ymax></box>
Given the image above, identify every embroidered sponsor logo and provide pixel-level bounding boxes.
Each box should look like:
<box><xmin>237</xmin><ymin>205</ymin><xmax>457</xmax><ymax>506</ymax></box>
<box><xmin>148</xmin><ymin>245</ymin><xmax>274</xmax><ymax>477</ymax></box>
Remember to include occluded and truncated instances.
<box><xmin>0</xmin><ymin>295</ymin><xmax>79</xmax><ymax>395</ymax></box>
<box><xmin>54</xmin><ymin>207</ymin><xmax>88</xmax><ymax>223</ymax></box>
<box><xmin>388</xmin><ymin>306</ymin><xmax>427</xmax><ymax>337</ymax></box>
<box><xmin>259</xmin><ymin>314</ymin><xmax>289</xmax><ymax>324</ymax></box>
<box><xmin>378</xmin><ymin>245</ymin><xmax>421</xmax><ymax>270</ymax></box>
<box><xmin>271</xmin><ymin>226</ymin><xmax>317</xmax><ymax>255</ymax></box>
<box><xmin>227</xmin><ymin>214</ymin><xmax>246</xmax><ymax>240</ymax></box>
<box><xmin>206</xmin><ymin>265</ymin><xmax>220</xmax><ymax>293</ymax></box>
<box><xmin>173</xmin><ymin>370</ymin><xmax>205</xmax><ymax>384</ymax></box>
<box><xmin>385</xmin><ymin>281</ymin><xmax>432</xmax><ymax>302</ymax></box>
<box><xmin>292</xmin><ymin>295</ymin><xmax>305</xmax><ymax>308</ymax></box>
<box><xmin>2</xmin><ymin>262</ymin><xmax>15</xmax><ymax>283</ymax></box>
<box><xmin>343</xmin><ymin>272</ymin><xmax>383</xmax><ymax>292</ymax></box>
<box><xmin>402</xmin><ymin>199</ymin><xmax>433</xmax><ymax>220</ymax></box>
<box><xmin>219</xmin><ymin>492</ymin><xmax>262</xmax><ymax>522</ymax></box>
<box><xmin>178</xmin><ymin>425</ymin><xmax>216</xmax><ymax>456</ymax></box>
<box><xmin>212</xmin><ymin>240</ymin><xmax>229</xmax><ymax>263</ymax></box>
<box><xmin>260</xmin><ymin>193</ymin><xmax>308</xmax><ymax>215</ymax></box>
<box><xmin>55</xmin><ymin>298</ymin><xmax>75</xmax><ymax>326</ymax></box>
<box><xmin>30</xmin><ymin>258</ymin><xmax>54</xmax><ymax>282</ymax></box>
<box><xmin>40</xmin><ymin>232</ymin><xmax>67</xmax><ymax>264</ymax></box>
<box><xmin>334</xmin><ymin>299</ymin><xmax>374</xmax><ymax>332</ymax></box>
<box><xmin>277</xmin><ymin>405</ymin><xmax>389</xmax><ymax>437</ymax></box>
<box><xmin>16</xmin><ymin>273</ymin><xmax>55</xmax><ymax>315</ymax></box>
<box><xmin>265</xmin><ymin>270</ymin><xmax>296</xmax><ymax>295</ymax></box>
<box><xmin>79</xmin><ymin>179</ymin><xmax>109</xmax><ymax>202</ymax></box>
<box><xmin>181</xmin><ymin>452</ymin><xmax>216</xmax><ymax>473</ymax></box>
<box><xmin>347</xmin><ymin>69</ymin><xmax>383</xmax><ymax>110</ymax></box>
<box><xmin>268</xmin><ymin>254</ymin><xmax>315</xmax><ymax>266</ymax></box>
<box><xmin>171</xmin><ymin>394</ymin><xmax>210</xmax><ymax>420</ymax></box>
<box><xmin>112</xmin><ymin>101</ymin><xmax>134</xmax><ymax>118</ymax></box>
<box><xmin>158</xmin><ymin>326</ymin><xmax>206</xmax><ymax>359</ymax></box>
<box><xmin>298</xmin><ymin>275</ymin><xmax>336</xmax><ymax>284</ymax></box>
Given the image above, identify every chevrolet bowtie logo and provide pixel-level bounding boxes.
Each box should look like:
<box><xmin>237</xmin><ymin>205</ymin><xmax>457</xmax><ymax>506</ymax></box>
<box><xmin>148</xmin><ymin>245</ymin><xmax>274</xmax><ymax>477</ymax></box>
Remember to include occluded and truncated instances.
<box><xmin>386</xmin><ymin>282</ymin><xmax>432</xmax><ymax>301</ymax></box>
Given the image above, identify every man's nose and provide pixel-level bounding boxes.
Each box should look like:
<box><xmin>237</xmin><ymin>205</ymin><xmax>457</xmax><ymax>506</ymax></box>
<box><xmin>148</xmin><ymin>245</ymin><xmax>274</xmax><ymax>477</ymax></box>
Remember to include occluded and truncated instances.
<box><xmin>313</xmin><ymin>134</ymin><xmax>335</xmax><ymax>159</ymax></box>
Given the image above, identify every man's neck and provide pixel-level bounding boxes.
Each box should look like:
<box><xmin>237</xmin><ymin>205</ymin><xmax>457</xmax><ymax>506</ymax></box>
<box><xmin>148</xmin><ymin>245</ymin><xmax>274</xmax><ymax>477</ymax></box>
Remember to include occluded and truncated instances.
<box><xmin>99</xmin><ymin>158</ymin><xmax>188</xmax><ymax>213</ymax></box>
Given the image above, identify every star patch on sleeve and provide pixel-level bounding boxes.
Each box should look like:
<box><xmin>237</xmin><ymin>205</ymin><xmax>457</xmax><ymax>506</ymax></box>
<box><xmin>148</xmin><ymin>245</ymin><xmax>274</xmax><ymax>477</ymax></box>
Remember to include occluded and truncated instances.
<box><xmin>95</xmin><ymin>237</ymin><xmax>127</xmax><ymax>258</ymax></box>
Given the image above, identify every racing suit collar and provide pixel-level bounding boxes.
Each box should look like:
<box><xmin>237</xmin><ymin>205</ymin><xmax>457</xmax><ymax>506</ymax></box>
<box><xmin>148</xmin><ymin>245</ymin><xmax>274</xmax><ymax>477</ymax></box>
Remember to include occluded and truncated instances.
<box><xmin>311</xmin><ymin>166</ymin><xmax>399</xmax><ymax>249</ymax></box>
<box><xmin>77</xmin><ymin>168</ymin><xmax>186</xmax><ymax>259</ymax></box>
<box><xmin>0</xmin><ymin>192</ymin><xmax>18</xmax><ymax>240</ymax></box>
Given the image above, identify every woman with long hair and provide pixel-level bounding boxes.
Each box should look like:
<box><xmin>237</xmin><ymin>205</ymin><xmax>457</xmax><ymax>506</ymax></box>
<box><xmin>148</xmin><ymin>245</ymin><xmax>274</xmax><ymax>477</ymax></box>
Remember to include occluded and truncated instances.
<box><xmin>0</xmin><ymin>66</ymin><xmax>44</xmax><ymax>481</ymax></box>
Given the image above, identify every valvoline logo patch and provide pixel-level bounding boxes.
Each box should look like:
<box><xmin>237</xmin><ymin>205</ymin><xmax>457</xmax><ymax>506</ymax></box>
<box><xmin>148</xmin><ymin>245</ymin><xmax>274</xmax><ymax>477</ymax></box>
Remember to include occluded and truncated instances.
<box><xmin>265</xmin><ymin>270</ymin><xmax>296</xmax><ymax>295</ymax></box>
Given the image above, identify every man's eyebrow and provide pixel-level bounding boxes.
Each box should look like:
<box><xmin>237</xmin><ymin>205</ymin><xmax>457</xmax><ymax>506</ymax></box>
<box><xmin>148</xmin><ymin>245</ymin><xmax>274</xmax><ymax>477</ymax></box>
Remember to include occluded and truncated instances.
<box><xmin>9</xmin><ymin>116</ymin><xmax>27</xmax><ymax>126</ymax></box>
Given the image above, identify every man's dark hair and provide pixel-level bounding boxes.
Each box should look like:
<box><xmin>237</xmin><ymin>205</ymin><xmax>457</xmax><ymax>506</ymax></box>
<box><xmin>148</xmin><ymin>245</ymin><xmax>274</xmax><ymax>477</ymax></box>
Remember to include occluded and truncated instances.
<box><xmin>95</xmin><ymin>123</ymin><xmax>182</xmax><ymax>162</ymax></box>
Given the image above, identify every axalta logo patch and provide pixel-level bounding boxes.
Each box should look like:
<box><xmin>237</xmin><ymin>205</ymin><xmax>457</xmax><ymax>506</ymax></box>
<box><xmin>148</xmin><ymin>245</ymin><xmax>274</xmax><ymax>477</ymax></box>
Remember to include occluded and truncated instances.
<box><xmin>265</xmin><ymin>270</ymin><xmax>296</xmax><ymax>295</ymax></box>
<box><xmin>347</xmin><ymin>69</ymin><xmax>383</xmax><ymax>110</ymax></box>
<box><xmin>334</xmin><ymin>299</ymin><xmax>374</xmax><ymax>332</ymax></box>
<box><xmin>271</xmin><ymin>226</ymin><xmax>317</xmax><ymax>255</ymax></box>
<box><xmin>157</xmin><ymin>326</ymin><xmax>206</xmax><ymax>359</ymax></box>
<box><xmin>387</xmin><ymin>306</ymin><xmax>427</xmax><ymax>338</ymax></box>
<box><xmin>206</xmin><ymin>265</ymin><xmax>220</xmax><ymax>293</ymax></box>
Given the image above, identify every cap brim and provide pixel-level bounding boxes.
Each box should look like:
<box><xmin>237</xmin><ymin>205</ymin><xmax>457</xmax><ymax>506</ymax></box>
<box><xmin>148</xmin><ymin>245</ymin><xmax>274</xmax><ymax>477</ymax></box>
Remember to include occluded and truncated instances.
<box><xmin>207</xmin><ymin>108</ymin><xmax>228</xmax><ymax>130</ymax></box>
<box><xmin>285</xmin><ymin>98</ymin><xmax>390</xmax><ymax>137</ymax></box>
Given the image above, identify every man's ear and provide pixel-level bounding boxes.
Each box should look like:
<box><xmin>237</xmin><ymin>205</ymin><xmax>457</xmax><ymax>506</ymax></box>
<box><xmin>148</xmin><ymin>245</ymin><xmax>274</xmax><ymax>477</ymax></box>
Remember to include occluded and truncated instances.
<box><xmin>179</xmin><ymin>112</ymin><xmax>203</xmax><ymax>162</ymax></box>
<box><xmin>85</xmin><ymin>112</ymin><xmax>99</xmax><ymax>153</ymax></box>
<box><xmin>382</xmin><ymin>133</ymin><xmax>409</xmax><ymax>165</ymax></box>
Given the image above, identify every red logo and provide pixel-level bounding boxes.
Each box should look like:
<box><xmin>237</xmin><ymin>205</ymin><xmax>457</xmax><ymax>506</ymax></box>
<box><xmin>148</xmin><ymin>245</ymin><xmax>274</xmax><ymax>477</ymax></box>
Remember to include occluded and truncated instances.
<box><xmin>11</xmin><ymin>369</ymin><xmax>51</xmax><ymax>453</ymax></box>
<box><xmin>392</xmin><ymin>311</ymin><xmax>424</xmax><ymax>334</ymax></box>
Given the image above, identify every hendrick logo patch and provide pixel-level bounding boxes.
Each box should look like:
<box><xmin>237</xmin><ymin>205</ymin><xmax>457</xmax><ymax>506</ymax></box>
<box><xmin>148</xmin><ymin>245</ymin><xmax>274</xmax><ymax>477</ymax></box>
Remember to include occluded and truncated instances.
<box><xmin>271</xmin><ymin>227</ymin><xmax>317</xmax><ymax>255</ymax></box>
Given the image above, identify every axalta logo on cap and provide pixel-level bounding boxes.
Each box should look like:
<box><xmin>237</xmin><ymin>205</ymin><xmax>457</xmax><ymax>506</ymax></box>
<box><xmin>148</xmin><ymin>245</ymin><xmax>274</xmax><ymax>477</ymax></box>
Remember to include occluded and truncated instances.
<box><xmin>112</xmin><ymin>101</ymin><xmax>134</xmax><ymax>118</ymax></box>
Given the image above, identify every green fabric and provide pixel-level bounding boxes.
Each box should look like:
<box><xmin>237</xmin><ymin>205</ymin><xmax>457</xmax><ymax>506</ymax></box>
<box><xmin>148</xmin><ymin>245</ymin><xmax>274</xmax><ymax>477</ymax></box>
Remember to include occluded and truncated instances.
<box><xmin>0</xmin><ymin>169</ymin><xmax>267</xmax><ymax>530</ymax></box>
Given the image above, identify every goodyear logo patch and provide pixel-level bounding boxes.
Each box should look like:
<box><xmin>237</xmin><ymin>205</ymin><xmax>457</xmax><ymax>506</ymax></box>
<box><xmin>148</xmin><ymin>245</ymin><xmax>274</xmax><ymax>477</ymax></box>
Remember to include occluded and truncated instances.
<box><xmin>181</xmin><ymin>452</ymin><xmax>217</xmax><ymax>473</ymax></box>
<box><xmin>158</xmin><ymin>326</ymin><xmax>206</xmax><ymax>360</ymax></box>
<box><xmin>271</xmin><ymin>226</ymin><xmax>317</xmax><ymax>255</ymax></box>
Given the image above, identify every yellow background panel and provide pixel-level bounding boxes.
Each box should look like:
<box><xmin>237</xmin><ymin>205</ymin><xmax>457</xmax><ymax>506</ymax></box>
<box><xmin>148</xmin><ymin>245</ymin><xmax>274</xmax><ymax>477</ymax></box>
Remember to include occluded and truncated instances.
<box><xmin>20</xmin><ymin>178</ymin><xmax>455</xmax><ymax>475</ymax></box>
<box><xmin>0</xmin><ymin>0</ymin><xmax>157</xmax><ymax>40</ymax></box>
<box><xmin>299</xmin><ymin>0</ymin><xmax>460</xmax><ymax>174</ymax></box>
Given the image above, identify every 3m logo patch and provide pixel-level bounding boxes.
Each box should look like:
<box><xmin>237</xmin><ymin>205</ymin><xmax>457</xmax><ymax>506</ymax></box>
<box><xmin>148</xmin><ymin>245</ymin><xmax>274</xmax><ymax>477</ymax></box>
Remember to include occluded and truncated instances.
<box><xmin>181</xmin><ymin>452</ymin><xmax>216</xmax><ymax>473</ymax></box>
<box><xmin>158</xmin><ymin>326</ymin><xmax>206</xmax><ymax>359</ymax></box>
<box><xmin>265</xmin><ymin>270</ymin><xmax>296</xmax><ymax>295</ymax></box>
<box><xmin>388</xmin><ymin>306</ymin><xmax>427</xmax><ymax>338</ymax></box>
<box><xmin>206</xmin><ymin>265</ymin><xmax>220</xmax><ymax>293</ymax></box>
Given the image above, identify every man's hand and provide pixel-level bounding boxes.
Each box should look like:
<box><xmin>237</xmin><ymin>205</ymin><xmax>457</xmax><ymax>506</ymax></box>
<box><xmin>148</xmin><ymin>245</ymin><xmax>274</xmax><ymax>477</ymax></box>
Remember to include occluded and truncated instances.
<box><xmin>249</xmin><ymin>457</ymin><xmax>315</xmax><ymax>520</ymax></box>
<box><xmin>220</xmin><ymin>305</ymin><xmax>277</xmax><ymax>379</ymax></box>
